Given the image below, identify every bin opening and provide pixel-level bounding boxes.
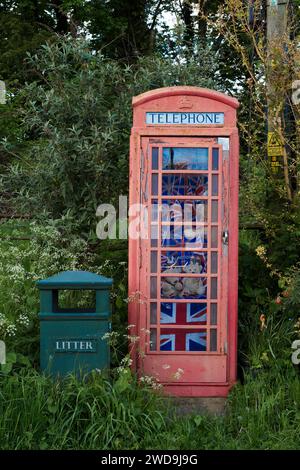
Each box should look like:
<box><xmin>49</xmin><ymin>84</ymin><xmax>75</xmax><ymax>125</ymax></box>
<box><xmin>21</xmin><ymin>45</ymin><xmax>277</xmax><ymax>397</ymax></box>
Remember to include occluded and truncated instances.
<box><xmin>53</xmin><ymin>289</ymin><xmax>96</xmax><ymax>313</ymax></box>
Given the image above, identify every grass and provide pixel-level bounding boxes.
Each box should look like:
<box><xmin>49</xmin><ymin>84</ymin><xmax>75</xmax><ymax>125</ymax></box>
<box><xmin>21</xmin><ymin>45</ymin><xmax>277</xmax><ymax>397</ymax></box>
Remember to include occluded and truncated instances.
<box><xmin>0</xmin><ymin>219</ymin><xmax>299</xmax><ymax>450</ymax></box>
<box><xmin>0</xmin><ymin>366</ymin><xmax>299</xmax><ymax>450</ymax></box>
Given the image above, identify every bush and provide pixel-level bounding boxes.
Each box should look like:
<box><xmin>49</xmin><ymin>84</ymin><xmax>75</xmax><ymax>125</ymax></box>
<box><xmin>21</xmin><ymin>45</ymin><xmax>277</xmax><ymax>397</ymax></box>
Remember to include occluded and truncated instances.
<box><xmin>0</xmin><ymin>218</ymin><xmax>93</xmax><ymax>361</ymax></box>
<box><xmin>1</xmin><ymin>37</ymin><xmax>220</xmax><ymax>237</ymax></box>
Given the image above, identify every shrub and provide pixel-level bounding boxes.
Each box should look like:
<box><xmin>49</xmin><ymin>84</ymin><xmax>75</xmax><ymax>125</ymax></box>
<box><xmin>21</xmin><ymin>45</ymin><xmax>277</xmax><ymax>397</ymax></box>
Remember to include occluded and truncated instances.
<box><xmin>0</xmin><ymin>218</ymin><xmax>93</xmax><ymax>361</ymax></box>
<box><xmin>1</xmin><ymin>37</ymin><xmax>220</xmax><ymax>236</ymax></box>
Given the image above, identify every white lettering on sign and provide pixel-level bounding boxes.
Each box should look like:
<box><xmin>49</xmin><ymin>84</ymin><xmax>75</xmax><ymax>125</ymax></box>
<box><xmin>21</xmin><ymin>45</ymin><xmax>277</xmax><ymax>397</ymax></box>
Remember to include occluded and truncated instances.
<box><xmin>146</xmin><ymin>112</ymin><xmax>224</xmax><ymax>125</ymax></box>
<box><xmin>55</xmin><ymin>339</ymin><xmax>96</xmax><ymax>352</ymax></box>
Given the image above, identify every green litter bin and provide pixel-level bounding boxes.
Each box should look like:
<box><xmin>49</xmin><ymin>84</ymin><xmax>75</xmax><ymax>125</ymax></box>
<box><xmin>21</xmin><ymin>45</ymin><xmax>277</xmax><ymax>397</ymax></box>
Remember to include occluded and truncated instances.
<box><xmin>37</xmin><ymin>270</ymin><xmax>113</xmax><ymax>377</ymax></box>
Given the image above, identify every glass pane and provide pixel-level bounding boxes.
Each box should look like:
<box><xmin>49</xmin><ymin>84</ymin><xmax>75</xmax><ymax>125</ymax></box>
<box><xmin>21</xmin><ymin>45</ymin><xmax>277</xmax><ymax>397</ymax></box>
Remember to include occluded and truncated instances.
<box><xmin>183</xmin><ymin>226</ymin><xmax>208</xmax><ymax>248</ymax></box>
<box><xmin>152</xmin><ymin>174</ymin><xmax>158</xmax><ymax>196</ymax></box>
<box><xmin>210</xmin><ymin>329</ymin><xmax>217</xmax><ymax>352</ymax></box>
<box><xmin>217</xmin><ymin>137</ymin><xmax>229</xmax><ymax>151</ymax></box>
<box><xmin>151</xmin><ymin>252</ymin><xmax>157</xmax><ymax>273</ymax></box>
<box><xmin>162</xmin><ymin>174</ymin><xmax>208</xmax><ymax>196</ymax></box>
<box><xmin>151</xmin><ymin>225</ymin><xmax>158</xmax><ymax>247</ymax></box>
<box><xmin>163</xmin><ymin>147</ymin><xmax>208</xmax><ymax>170</ymax></box>
<box><xmin>211</xmin><ymin>278</ymin><xmax>218</xmax><ymax>299</ymax></box>
<box><xmin>211</xmin><ymin>303</ymin><xmax>217</xmax><ymax>325</ymax></box>
<box><xmin>152</xmin><ymin>147</ymin><xmax>158</xmax><ymax>170</ymax></box>
<box><xmin>160</xmin><ymin>302</ymin><xmax>207</xmax><ymax>325</ymax></box>
<box><xmin>162</xmin><ymin>200</ymin><xmax>208</xmax><ymax>223</ymax></box>
<box><xmin>160</xmin><ymin>329</ymin><xmax>207</xmax><ymax>351</ymax></box>
<box><xmin>151</xmin><ymin>200</ymin><xmax>158</xmax><ymax>222</ymax></box>
<box><xmin>161</xmin><ymin>277</ymin><xmax>207</xmax><ymax>299</ymax></box>
<box><xmin>161</xmin><ymin>200</ymin><xmax>182</xmax><ymax>223</ymax></box>
<box><xmin>211</xmin><ymin>226</ymin><xmax>218</xmax><ymax>248</ymax></box>
<box><xmin>150</xmin><ymin>329</ymin><xmax>157</xmax><ymax>351</ymax></box>
<box><xmin>212</xmin><ymin>148</ymin><xmax>219</xmax><ymax>170</ymax></box>
<box><xmin>161</xmin><ymin>225</ymin><xmax>208</xmax><ymax>249</ymax></box>
<box><xmin>161</xmin><ymin>251</ymin><xmax>207</xmax><ymax>274</ymax></box>
<box><xmin>212</xmin><ymin>201</ymin><xmax>218</xmax><ymax>223</ymax></box>
<box><xmin>211</xmin><ymin>252</ymin><xmax>218</xmax><ymax>274</ymax></box>
<box><xmin>150</xmin><ymin>277</ymin><xmax>157</xmax><ymax>298</ymax></box>
<box><xmin>212</xmin><ymin>175</ymin><xmax>218</xmax><ymax>196</ymax></box>
<box><xmin>150</xmin><ymin>303</ymin><xmax>157</xmax><ymax>324</ymax></box>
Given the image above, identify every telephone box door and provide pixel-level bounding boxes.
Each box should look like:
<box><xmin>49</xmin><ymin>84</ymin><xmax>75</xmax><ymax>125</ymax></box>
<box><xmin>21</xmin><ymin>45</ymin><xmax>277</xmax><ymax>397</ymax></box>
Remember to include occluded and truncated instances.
<box><xmin>138</xmin><ymin>136</ymin><xmax>230</xmax><ymax>392</ymax></box>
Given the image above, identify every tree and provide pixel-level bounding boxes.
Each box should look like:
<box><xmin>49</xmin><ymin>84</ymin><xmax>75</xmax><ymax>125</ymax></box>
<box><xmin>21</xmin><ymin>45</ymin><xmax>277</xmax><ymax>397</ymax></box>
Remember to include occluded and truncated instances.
<box><xmin>0</xmin><ymin>37</ymin><xmax>219</xmax><ymax>233</ymax></box>
<box><xmin>0</xmin><ymin>0</ymin><xmax>81</xmax><ymax>85</ymax></box>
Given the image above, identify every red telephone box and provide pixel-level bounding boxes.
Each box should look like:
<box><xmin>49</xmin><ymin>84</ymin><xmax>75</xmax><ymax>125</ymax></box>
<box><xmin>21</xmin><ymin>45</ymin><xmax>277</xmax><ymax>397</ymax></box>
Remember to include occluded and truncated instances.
<box><xmin>128</xmin><ymin>87</ymin><xmax>239</xmax><ymax>397</ymax></box>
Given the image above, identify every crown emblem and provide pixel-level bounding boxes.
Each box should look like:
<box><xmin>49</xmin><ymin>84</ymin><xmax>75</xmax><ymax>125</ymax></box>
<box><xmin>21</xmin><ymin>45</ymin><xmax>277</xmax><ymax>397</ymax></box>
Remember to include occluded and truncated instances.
<box><xmin>178</xmin><ymin>96</ymin><xmax>193</xmax><ymax>109</ymax></box>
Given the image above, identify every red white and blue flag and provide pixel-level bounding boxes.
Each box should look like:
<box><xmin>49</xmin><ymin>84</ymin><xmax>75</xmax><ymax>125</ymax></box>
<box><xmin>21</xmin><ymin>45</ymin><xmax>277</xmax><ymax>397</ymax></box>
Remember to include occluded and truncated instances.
<box><xmin>161</xmin><ymin>199</ymin><xmax>207</xmax><ymax>223</ymax></box>
<box><xmin>160</xmin><ymin>329</ymin><xmax>207</xmax><ymax>351</ymax></box>
<box><xmin>162</xmin><ymin>175</ymin><xmax>208</xmax><ymax>197</ymax></box>
<box><xmin>159</xmin><ymin>303</ymin><xmax>207</xmax><ymax>351</ymax></box>
<box><xmin>161</xmin><ymin>225</ymin><xmax>208</xmax><ymax>248</ymax></box>
<box><xmin>160</xmin><ymin>302</ymin><xmax>207</xmax><ymax>325</ymax></box>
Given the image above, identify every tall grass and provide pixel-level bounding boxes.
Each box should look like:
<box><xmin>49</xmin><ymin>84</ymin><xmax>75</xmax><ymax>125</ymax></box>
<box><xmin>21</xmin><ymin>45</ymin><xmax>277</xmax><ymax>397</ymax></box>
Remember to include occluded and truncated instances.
<box><xmin>0</xmin><ymin>367</ymin><xmax>299</xmax><ymax>450</ymax></box>
<box><xmin>0</xmin><ymin>369</ymin><xmax>165</xmax><ymax>450</ymax></box>
<box><xmin>0</xmin><ymin>221</ymin><xmax>299</xmax><ymax>450</ymax></box>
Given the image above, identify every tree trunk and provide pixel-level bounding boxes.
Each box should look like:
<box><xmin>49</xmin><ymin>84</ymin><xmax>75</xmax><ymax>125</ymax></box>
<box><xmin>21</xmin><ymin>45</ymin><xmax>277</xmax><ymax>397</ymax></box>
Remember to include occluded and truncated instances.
<box><xmin>52</xmin><ymin>0</ymin><xmax>69</xmax><ymax>34</ymax></box>
<box><xmin>182</xmin><ymin>0</ymin><xmax>194</xmax><ymax>58</ymax></box>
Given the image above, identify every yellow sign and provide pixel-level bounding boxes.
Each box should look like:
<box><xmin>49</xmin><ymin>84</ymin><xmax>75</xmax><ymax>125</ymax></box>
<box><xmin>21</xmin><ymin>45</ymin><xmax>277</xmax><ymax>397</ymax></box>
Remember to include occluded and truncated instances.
<box><xmin>268</xmin><ymin>132</ymin><xmax>284</xmax><ymax>156</ymax></box>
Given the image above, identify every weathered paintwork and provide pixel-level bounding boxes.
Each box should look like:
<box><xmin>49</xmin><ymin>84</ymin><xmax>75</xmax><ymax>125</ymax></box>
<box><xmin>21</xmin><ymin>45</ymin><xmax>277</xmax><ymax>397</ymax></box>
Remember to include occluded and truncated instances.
<box><xmin>37</xmin><ymin>271</ymin><xmax>112</xmax><ymax>377</ymax></box>
<box><xmin>129</xmin><ymin>87</ymin><xmax>239</xmax><ymax>397</ymax></box>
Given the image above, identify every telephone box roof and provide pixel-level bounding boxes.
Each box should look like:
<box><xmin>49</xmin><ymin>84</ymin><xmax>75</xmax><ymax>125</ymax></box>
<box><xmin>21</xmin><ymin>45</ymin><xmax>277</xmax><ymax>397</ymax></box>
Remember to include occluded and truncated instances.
<box><xmin>132</xmin><ymin>86</ymin><xmax>239</xmax><ymax>110</ymax></box>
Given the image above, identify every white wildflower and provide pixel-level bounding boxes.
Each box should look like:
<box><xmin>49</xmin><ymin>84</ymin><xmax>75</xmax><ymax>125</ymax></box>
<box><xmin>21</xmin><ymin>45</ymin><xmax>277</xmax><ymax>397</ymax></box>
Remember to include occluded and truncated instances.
<box><xmin>6</xmin><ymin>324</ymin><xmax>17</xmax><ymax>337</ymax></box>
<box><xmin>139</xmin><ymin>375</ymin><xmax>162</xmax><ymax>390</ymax></box>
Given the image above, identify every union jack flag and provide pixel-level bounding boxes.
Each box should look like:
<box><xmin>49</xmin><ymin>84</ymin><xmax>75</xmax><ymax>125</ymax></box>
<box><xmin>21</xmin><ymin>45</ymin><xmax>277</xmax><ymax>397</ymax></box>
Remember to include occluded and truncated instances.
<box><xmin>184</xmin><ymin>228</ymin><xmax>208</xmax><ymax>248</ymax></box>
<box><xmin>186</xmin><ymin>175</ymin><xmax>208</xmax><ymax>197</ymax></box>
<box><xmin>160</xmin><ymin>329</ymin><xmax>207</xmax><ymax>351</ymax></box>
<box><xmin>161</xmin><ymin>225</ymin><xmax>184</xmax><ymax>247</ymax></box>
<box><xmin>162</xmin><ymin>175</ymin><xmax>185</xmax><ymax>196</ymax></box>
<box><xmin>160</xmin><ymin>302</ymin><xmax>207</xmax><ymax>325</ymax></box>
<box><xmin>161</xmin><ymin>200</ymin><xmax>207</xmax><ymax>223</ymax></box>
<box><xmin>161</xmin><ymin>199</ymin><xmax>183</xmax><ymax>222</ymax></box>
<box><xmin>161</xmin><ymin>226</ymin><xmax>208</xmax><ymax>248</ymax></box>
<box><xmin>162</xmin><ymin>175</ymin><xmax>208</xmax><ymax>197</ymax></box>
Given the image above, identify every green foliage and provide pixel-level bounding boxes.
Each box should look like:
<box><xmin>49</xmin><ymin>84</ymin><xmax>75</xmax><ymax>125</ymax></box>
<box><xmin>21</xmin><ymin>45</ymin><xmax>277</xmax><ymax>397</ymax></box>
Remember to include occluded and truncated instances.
<box><xmin>238</xmin><ymin>206</ymin><xmax>299</xmax><ymax>372</ymax></box>
<box><xmin>239</xmin><ymin>151</ymin><xmax>300</xmax><ymax>273</ymax></box>
<box><xmin>238</xmin><ymin>230</ymin><xmax>276</xmax><ymax>368</ymax></box>
<box><xmin>0</xmin><ymin>366</ymin><xmax>299</xmax><ymax>450</ymax></box>
<box><xmin>0</xmin><ymin>368</ymin><xmax>166</xmax><ymax>450</ymax></box>
<box><xmin>0</xmin><ymin>9</ymin><xmax>51</xmax><ymax>84</ymax></box>
<box><xmin>86</xmin><ymin>0</ymin><xmax>153</xmax><ymax>60</ymax></box>
<box><xmin>0</xmin><ymin>218</ymin><xmax>130</xmax><ymax>365</ymax></box>
<box><xmin>0</xmin><ymin>218</ymin><xmax>93</xmax><ymax>360</ymax></box>
<box><xmin>222</xmin><ymin>369</ymin><xmax>300</xmax><ymax>450</ymax></box>
<box><xmin>0</xmin><ymin>351</ymin><xmax>31</xmax><ymax>375</ymax></box>
<box><xmin>281</xmin><ymin>266</ymin><xmax>300</xmax><ymax>327</ymax></box>
<box><xmin>0</xmin><ymin>3</ymin><xmax>299</xmax><ymax>452</ymax></box>
<box><xmin>1</xmin><ymin>37</ymin><xmax>219</xmax><ymax>236</ymax></box>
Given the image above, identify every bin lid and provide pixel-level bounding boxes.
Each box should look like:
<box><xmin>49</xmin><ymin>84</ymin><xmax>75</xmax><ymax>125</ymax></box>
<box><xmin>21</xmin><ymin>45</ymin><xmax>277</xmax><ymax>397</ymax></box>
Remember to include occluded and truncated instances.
<box><xmin>37</xmin><ymin>270</ymin><xmax>113</xmax><ymax>289</ymax></box>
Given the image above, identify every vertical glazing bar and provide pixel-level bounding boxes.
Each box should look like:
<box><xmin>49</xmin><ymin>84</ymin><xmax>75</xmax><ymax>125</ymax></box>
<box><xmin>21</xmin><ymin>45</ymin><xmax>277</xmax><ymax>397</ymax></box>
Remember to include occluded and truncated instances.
<box><xmin>207</xmin><ymin>146</ymin><xmax>212</xmax><ymax>350</ymax></box>
<box><xmin>149</xmin><ymin>145</ymin><xmax>156</xmax><ymax>350</ymax></box>
<box><xmin>218</xmin><ymin>145</ymin><xmax>223</xmax><ymax>353</ymax></box>
<box><xmin>157</xmin><ymin>146</ymin><xmax>163</xmax><ymax>351</ymax></box>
